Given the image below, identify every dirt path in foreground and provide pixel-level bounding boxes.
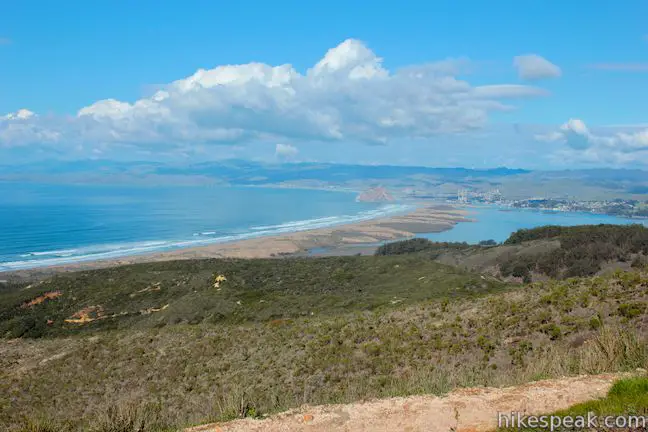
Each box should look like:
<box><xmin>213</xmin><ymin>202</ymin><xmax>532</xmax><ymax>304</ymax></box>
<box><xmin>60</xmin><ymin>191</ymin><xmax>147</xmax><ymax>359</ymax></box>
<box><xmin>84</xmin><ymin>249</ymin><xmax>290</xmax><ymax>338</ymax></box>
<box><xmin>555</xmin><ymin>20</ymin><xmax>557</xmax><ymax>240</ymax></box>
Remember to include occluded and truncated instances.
<box><xmin>186</xmin><ymin>373</ymin><xmax>626</xmax><ymax>432</ymax></box>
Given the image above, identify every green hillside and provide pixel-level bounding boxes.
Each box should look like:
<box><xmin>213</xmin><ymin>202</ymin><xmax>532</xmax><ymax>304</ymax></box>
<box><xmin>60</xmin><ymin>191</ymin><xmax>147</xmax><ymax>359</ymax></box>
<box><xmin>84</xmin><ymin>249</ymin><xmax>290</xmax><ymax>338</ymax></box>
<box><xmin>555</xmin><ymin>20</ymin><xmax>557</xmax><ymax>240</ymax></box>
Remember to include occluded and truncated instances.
<box><xmin>1</xmin><ymin>227</ymin><xmax>647</xmax><ymax>431</ymax></box>
<box><xmin>378</xmin><ymin>224</ymin><xmax>648</xmax><ymax>282</ymax></box>
<box><xmin>0</xmin><ymin>255</ymin><xmax>504</xmax><ymax>339</ymax></box>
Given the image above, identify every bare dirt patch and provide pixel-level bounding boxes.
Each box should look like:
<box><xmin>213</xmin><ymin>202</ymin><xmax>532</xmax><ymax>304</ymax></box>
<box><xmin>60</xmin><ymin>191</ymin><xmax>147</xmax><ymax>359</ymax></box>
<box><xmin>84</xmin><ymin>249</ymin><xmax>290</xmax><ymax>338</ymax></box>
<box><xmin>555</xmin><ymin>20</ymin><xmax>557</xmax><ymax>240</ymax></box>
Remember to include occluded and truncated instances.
<box><xmin>185</xmin><ymin>373</ymin><xmax>626</xmax><ymax>432</ymax></box>
<box><xmin>130</xmin><ymin>282</ymin><xmax>162</xmax><ymax>297</ymax></box>
<box><xmin>64</xmin><ymin>305</ymin><xmax>105</xmax><ymax>324</ymax></box>
<box><xmin>21</xmin><ymin>290</ymin><xmax>62</xmax><ymax>308</ymax></box>
<box><xmin>140</xmin><ymin>304</ymin><xmax>169</xmax><ymax>315</ymax></box>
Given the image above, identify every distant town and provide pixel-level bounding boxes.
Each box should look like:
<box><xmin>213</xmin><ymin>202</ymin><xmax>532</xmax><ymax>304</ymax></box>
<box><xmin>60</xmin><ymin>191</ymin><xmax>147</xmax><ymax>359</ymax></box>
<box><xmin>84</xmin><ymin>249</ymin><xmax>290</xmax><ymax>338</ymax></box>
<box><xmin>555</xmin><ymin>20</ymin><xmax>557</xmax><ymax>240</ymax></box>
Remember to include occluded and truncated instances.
<box><xmin>404</xmin><ymin>188</ymin><xmax>648</xmax><ymax>219</ymax></box>
<box><xmin>451</xmin><ymin>188</ymin><xmax>648</xmax><ymax>218</ymax></box>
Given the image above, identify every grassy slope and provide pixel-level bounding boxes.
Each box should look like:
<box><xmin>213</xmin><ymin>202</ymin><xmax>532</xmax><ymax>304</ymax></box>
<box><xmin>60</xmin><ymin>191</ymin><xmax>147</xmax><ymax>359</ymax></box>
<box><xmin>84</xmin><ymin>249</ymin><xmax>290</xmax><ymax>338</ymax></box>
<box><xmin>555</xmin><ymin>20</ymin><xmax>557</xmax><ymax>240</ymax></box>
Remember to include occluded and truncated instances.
<box><xmin>555</xmin><ymin>376</ymin><xmax>648</xmax><ymax>418</ymax></box>
<box><xmin>1</xmin><ymin>255</ymin><xmax>647</xmax><ymax>430</ymax></box>
<box><xmin>0</xmin><ymin>255</ymin><xmax>505</xmax><ymax>338</ymax></box>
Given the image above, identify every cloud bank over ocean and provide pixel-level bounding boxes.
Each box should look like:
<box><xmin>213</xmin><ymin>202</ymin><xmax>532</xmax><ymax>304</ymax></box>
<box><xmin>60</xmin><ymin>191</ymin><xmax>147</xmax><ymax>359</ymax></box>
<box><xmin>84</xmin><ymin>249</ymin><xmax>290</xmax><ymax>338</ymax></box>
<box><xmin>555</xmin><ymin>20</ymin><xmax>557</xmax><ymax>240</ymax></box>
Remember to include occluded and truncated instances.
<box><xmin>2</xmin><ymin>38</ymin><xmax>647</xmax><ymax>168</ymax></box>
<box><xmin>1</xmin><ymin>40</ymin><xmax>544</xmax><ymax>148</ymax></box>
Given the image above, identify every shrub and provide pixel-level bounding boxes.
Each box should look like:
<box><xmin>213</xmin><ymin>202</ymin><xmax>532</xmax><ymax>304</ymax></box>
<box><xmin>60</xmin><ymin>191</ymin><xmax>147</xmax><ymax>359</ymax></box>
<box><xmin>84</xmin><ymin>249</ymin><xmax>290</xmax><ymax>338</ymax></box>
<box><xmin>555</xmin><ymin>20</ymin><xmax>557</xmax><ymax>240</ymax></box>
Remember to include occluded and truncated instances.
<box><xmin>618</xmin><ymin>303</ymin><xmax>646</xmax><ymax>319</ymax></box>
<box><xmin>375</xmin><ymin>238</ymin><xmax>434</xmax><ymax>255</ymax></box>
<box><xmin>579</xmin><ymin>327</ymin><xmax>648</xmax><ymax>373</ymax></box>
<box><xmin>589</xmin><ymin>316</ymin><xmax>602</xmax><ymax>330</ymax></box>
<box><xmin>540</xmin><ymin>323</ymin><xmax>562</xmax><ymax>340</ymax></box>
<box><xmin>16</xmin><ymin>419</ymin><xmax>71</xmax><ymax>432</ymax></box>
<box><xmin>88</xmin><ymin>403</ymin><xmax>164</xmax><ymax>432</ymax></box>
<box><xmin>504</xmin><ymin>226</ymin><xmax>565</xmax><ymax>244</ymax></box>
<box><xmin>563</xmin><ymin>259</ymin><xmax>600</xmax><ymax>278</ymax></box>
<box><xmin>500</xmin><ymin>225</ymin><xmax>648</xmax><ymax>280</ymax></box>
<box><xmin>375</xmin><ymin>238</ymin><xmax>470</xmax><ymax>256</ymax></box>
<box><xmin>509</xmin><ymin>340</ymin><xmax>533</xmax><ymax>366</ymax></box>
<box><xmin>631</xmin><ymin>255</ymin><xmax>646</xmax><ymax>268</ymax></box>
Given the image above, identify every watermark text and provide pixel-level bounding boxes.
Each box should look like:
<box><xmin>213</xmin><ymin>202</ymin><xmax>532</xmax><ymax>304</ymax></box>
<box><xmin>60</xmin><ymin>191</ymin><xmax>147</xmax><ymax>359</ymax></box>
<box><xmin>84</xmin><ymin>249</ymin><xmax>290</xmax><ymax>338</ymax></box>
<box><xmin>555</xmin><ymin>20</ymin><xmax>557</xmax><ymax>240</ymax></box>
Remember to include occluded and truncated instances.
<box><xmin>498</xmin><ymin>411</ymin><xmax>647</xmax><ymax>430</ymax></box>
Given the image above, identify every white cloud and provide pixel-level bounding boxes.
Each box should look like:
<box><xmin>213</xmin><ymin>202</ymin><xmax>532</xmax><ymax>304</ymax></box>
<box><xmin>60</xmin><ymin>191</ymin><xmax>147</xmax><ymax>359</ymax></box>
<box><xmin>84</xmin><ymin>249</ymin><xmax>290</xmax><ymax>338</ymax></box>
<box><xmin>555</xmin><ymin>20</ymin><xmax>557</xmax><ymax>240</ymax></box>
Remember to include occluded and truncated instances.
<box><xmin>558</xmin><ymin>118</ymin><xmax>594</xmax><ymax>150</ymax></box>
<box><xmin>77</xmin><ymin>99</ymin><xmax>133</xmax><ymax>118</ymax></box>
<box><xmin>513</xmin><ymin>54</ymin><xmax>562</xmax><ymax>80</ymax></box>
<box><xmin>617</xmin><ymin>129</ymin><xmax>648</xmax><ymax>150</ymax></box>
<box><xmin>0</xmin><ymin>109</ymin><xmax>64</xmax><ymax>146</ymax></box>
<box><xmin>275</xmin><ymin>143</ymin><xmax>299</xmax><ymax>159</ymax></box>
<box><xmin>1</xmin><ymin>39</ymin><xmax>547</xmax><ymax>149</ymax></box>
<box><xmin>537</xmin><ymin>118</ymin><xmax>648</xmax><ymax>165</ymax></box>
<box><xmin>533</xmin><ymin>131</ymin><xmax>563</xmax><ymax>143</ymax></box>
<box><xmin>310</xmin><ymin>39</ymin><xmax>387</xmax><ymax>79</ymax></box>
<box><xmin>2</xmin><ymin>109</ymin><xmax>35</xmax><ymax>120</ymax></box>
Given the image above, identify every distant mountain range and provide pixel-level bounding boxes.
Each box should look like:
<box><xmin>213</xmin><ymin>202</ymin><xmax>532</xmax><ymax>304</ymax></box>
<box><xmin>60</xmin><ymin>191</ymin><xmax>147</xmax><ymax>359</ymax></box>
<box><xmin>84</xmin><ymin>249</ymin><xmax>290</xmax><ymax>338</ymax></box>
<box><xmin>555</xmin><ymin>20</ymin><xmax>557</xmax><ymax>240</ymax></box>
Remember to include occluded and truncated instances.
<box><xmin>0</xmin><ymin>159</ymin><xmax>530</xmax><ymax>180</ymax></box>
<box><xmin>0</xmin><ymin>159</ymin><xmax>646</xmax><ymax>199</ymax></box>
<box><xmin>155</xmin><ymin>160</ymin><xmax>531</xmax><ymax>184</ymax></box>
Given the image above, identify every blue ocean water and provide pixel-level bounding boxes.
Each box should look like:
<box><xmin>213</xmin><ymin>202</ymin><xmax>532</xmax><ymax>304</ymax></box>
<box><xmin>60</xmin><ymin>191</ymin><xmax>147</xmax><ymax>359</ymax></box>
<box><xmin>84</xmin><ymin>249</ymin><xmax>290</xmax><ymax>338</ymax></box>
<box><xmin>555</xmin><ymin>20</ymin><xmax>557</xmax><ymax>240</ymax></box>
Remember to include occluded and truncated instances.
<box><xmin>3</xmin><ymin>184</ymin><xmax>646</xmax><ymax>271</ymax></box>
<box><xmin>422</xmin><ymin>205</ymin><xmax>648</xmax><ymax>244</ymax></box>
<box><xmin>0</xmin><ymin>182</ymin><xmax>412</xmax><ymax>271</ymax></box>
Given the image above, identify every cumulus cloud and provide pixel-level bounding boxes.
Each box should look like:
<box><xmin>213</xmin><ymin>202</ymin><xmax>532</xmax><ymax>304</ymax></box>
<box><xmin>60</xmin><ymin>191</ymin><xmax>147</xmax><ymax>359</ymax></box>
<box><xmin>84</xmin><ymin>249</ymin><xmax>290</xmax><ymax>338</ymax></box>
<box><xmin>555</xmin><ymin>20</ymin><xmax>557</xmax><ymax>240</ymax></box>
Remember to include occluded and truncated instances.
<box><xmin>0</xmin><ymin>109</ymin><xmax>63</xmax><ymax>146</ymax></box>
<box><xmin>1</xmin><ymin>109</ymin><xmax>35</xmax><ymax>120</ymax></box>
<box><xmin>275</xmin><ymin>143</ymin><xmax>299</xmax><ymax>159</ymax></box>
<box><xmin>536</xmin><ymin>118</ymin><xmax>648</xmax><ymax>165</ymax></box>
<box><xmin>513</xmin><ymin>54</ymin><xmax>562</xmax><ymax>80</ymax></box>
<box><xmin>557</xmin><ymin>119</ymin><xmax>592</xmax><ymax>150</ymax></box>
<box><xmin>1</xmin><ymin>39</ymin><xmax>547</xmax><ymax>149</ymax></box>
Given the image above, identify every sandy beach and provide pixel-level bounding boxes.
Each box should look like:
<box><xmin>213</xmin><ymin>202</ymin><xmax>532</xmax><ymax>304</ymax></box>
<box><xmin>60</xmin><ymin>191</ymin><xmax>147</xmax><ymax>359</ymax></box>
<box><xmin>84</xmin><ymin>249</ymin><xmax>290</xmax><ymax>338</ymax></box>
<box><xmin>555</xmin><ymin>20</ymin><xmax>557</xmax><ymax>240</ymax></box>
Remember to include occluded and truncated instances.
<box><xmin>0</xmin><ymin>204</ymin><xmax>468</xmax><ymax>281</ymax></box>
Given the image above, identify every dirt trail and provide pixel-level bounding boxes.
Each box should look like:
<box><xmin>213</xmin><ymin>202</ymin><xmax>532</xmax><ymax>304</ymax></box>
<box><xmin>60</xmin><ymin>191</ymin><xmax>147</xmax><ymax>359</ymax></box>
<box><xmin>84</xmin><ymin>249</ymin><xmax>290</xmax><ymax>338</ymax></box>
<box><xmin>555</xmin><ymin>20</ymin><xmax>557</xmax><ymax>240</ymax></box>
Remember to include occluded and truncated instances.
<box><xmin>186</xmin><ymin>373</ymin><xmax>625</xmax><ymax>432</ymax></box>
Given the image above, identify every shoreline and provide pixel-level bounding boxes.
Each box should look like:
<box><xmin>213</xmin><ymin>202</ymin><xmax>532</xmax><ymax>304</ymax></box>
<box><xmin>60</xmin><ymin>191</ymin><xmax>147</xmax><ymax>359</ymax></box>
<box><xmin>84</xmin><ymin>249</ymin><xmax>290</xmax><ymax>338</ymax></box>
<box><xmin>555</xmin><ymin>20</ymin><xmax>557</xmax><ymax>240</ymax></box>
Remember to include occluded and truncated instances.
<box><xmin>0</xmin><ymin>204</ymin><xmax>468</xmax><ymax>281</ymax></box>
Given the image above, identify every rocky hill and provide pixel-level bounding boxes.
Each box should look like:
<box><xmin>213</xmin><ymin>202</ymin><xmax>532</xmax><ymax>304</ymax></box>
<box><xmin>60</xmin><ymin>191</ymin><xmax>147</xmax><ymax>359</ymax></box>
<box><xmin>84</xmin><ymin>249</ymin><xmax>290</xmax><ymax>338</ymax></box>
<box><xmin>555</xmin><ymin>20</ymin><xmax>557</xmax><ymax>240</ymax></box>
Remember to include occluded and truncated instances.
<box><xmin>355</xmin><ymin>186</ymin><xmax>395</xmax><ymax>202</ymax></box>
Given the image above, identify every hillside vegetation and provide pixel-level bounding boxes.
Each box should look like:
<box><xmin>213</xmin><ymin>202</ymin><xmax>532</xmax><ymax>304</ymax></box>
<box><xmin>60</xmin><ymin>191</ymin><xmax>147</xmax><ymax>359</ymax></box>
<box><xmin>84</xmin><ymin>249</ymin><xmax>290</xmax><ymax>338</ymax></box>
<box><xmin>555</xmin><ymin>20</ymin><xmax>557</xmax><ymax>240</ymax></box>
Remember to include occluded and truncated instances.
<box><xmin>375</xmin><ymin>238</ymin><xmax>472</xmax><ymax>257</ymax></box>
<box><xmin>1</xmin><ymin>226</ymin><xmax>647</xmax><ymax>431</ymax></box>
<box><xmin>0</xmin><ymin>255</ymin><xmax>504</xmax><ymax>339</ymax></box>
<box><xmin>378</xmin><ymin>224</ymin><xmax>648</xmax><ymax>282</ymax></box>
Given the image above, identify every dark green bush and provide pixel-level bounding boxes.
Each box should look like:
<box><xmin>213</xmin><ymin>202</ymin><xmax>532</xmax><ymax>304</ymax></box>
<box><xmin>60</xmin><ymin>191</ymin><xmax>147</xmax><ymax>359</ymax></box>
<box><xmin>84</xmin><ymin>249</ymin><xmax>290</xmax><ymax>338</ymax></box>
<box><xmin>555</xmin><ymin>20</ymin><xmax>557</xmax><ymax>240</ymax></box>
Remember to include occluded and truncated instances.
<box><xmin>500</xmin><ymin>225</ymin><xmax>648</xmax><ymax>280</ymax></box>
<box><xmin>618</xmin><ymin>303</ymin><xmax>646</xmax><ymax>319</ymax></box>
<box><xmin>540</xmin><ymin>323</ymin><xmax>562</xmax><ymax>340</ymax></box>
<box><xmin>375</xmin><ymin>238</ymin><xmax>470</xmax><ymax>256</ymax></box>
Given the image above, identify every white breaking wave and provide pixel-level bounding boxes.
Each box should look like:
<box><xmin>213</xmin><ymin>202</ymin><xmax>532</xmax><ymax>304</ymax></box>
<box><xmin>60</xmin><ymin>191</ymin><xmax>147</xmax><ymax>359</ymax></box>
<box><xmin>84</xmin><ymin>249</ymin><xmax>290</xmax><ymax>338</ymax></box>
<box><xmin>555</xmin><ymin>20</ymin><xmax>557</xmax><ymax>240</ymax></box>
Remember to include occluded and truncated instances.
<box><xmin>1</xmin><ymin>204</ymin><xmax>414</xmax><ymax>271</ymax></box>
<box><xmin>20</xmin><ymin>248</ymin><xmax>79</xmax><ymax>257</ymax></box>
<box><xmin>250</xmin><ymin>204</ymin><xmax>410</xmax><ymax>232</ymax></box>
<box><xmin>250</xmin><ymin>216</ymin><xmax>342</xmax><ymax>231</ymax></box>
<box><xmin>192</xmin><ymin>231</ymin><xmax>217</xmax><ymax>236</ymax></box>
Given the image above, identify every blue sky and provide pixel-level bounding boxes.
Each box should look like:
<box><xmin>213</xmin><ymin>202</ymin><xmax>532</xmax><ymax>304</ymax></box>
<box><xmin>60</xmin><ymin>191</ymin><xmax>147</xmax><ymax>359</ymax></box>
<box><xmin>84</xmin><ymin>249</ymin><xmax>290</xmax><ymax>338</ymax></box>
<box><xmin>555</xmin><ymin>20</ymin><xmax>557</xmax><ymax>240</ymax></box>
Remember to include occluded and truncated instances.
<box><xmin>1</xmin><ymin>0</ymin><xmax>647</xmax><ymax>169</ymax></box>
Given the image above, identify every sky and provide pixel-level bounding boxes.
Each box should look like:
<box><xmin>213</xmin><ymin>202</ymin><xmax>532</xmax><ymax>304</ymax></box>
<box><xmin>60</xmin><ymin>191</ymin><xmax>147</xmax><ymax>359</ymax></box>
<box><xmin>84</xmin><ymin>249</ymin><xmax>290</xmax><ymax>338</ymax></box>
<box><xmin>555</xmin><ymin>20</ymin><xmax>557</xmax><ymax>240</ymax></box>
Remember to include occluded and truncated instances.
<box><xmin>1</xmin><ymin>0</ymin><xmax>647</xmax><ymax>169</ymax></box>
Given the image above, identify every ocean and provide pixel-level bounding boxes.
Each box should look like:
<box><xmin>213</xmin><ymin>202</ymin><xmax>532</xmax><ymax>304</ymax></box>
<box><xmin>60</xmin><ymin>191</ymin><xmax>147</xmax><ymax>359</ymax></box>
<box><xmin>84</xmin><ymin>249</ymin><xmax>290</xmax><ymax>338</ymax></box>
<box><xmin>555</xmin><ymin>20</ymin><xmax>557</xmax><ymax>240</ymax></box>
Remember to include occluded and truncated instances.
<box><xmin>0</xmin><ymin>182</ymin><xmax>412</xmax><ymax>271</ymax></box>
<box><xmin>2</xmin><ymin>183</ymin><xmax>647</xmax><ymax>271</ymax></box>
